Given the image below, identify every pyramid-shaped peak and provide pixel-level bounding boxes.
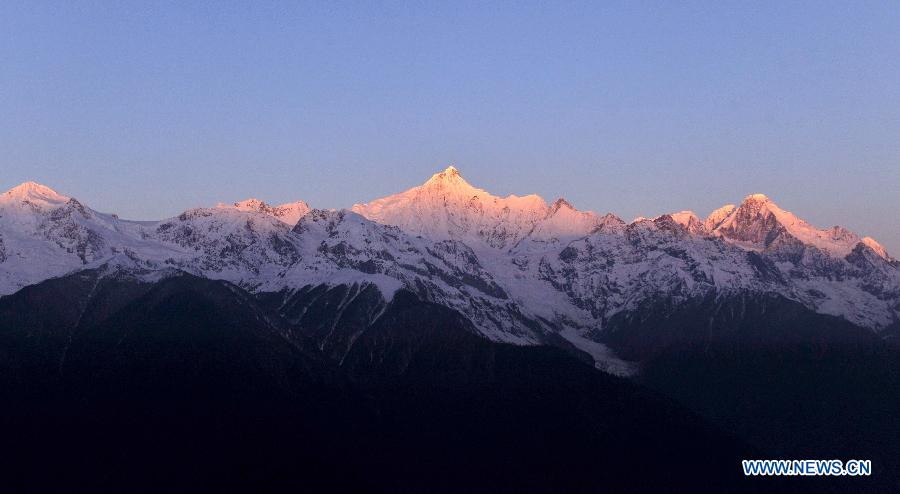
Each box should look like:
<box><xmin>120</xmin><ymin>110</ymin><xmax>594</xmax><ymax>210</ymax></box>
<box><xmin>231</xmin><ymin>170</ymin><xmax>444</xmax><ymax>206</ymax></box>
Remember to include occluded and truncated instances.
<box><xmin>422</xmin><ymin>165</ymin><xmax>479</xmax><ymax>192</ymax></box>
<box><xmin>6</xmin><ymin>181</ymin><xmax>62</xmax><ymax>196</ymax></box>
<box><xmin>3</xmin><ymin>181</ymin><xmax>70</xmax><ymax>204</ymax></box>
<box><xmin>732</xmin><ymin>193</ymin><xmax>782</xmax><ymax>216</ymax></box>
<box><xmin>427</xmin><ymin>165</ymin><xmax>464</xmax><ymax>181</ymax></box>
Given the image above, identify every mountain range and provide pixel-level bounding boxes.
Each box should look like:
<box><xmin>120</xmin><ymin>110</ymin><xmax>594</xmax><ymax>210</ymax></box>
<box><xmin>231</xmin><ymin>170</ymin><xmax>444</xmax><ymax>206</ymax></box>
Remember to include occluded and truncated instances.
<box><xmin>1</xmin><ymin>167</ymin><xmax>898</xmax><ymax>492</ymax></box>
<box><xmin>1</xmin><ymin>166</ymin><xmax>896</xmax><ymax>372</ymax></box>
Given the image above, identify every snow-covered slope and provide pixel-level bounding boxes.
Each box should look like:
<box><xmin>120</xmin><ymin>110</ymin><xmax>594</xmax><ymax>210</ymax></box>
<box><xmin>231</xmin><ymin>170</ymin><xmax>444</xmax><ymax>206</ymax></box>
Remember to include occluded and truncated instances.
<box><xmin>861</xmin><ymin>236</ymin><xmax>890</xmax><ymax>259</ymax></box>
<box><xmin>704</xmin><ymin>204</ymin><xmax>736</xmax><ymax>231</ymax></box>
<box><xmin>1</xmin><ymin>170</ymin><xmax>897</xmax><ymax>375</ymax></box>
<box><xmin>147</xmin><ymin>206</ymin><xmax>303</xmax><ymax>288</ymax></box>
<box><xmin>275</xmin><ymin>208</ymin><xmax>547</xmax><ymax>344</ymax></box>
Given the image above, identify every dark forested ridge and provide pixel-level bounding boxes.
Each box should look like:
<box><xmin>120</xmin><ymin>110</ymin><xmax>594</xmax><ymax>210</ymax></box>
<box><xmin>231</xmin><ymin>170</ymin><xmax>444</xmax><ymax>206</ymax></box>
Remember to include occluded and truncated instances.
<box><xmin>0</xmin><ymin>271</ymin><xmax>895</xmax><ymax>493</ymax></box>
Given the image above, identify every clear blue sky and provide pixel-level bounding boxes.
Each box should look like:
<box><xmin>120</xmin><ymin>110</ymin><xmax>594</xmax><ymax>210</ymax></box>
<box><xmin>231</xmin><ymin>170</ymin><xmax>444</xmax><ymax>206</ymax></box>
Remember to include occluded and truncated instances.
<box><xmin>2</xmin><ymin>1</ymin><xmax>898</xmax><ymax>252</ymax></box>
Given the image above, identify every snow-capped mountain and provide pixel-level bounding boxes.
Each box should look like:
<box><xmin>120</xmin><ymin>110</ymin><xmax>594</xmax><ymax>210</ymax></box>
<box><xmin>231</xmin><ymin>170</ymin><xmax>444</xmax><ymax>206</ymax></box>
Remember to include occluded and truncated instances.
<box><xmin>1</xmin><ymin>168</ymin><xmax>897</xmax><ymax>374</ymax></box>
<box><xmin>709</xmin><ymin>193</ymin><xmax>888</xmax><ymax>259</ymax></box>
<box><xmin>352</xmin><ymin>166</ymin><xmax>555</xmax><ymax>249</ymax></box>
<box><xmin>0</xmin><ymin>182</ymin><xmax>180</xmax><ymax>295</ymax></box>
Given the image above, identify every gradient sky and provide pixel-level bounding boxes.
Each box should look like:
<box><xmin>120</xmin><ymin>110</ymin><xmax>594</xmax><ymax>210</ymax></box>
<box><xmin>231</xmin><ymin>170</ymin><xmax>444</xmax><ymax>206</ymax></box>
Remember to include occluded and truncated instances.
<box><xmin>2</xmin><ymin>1</ymin><xmax>898</xmax><ymax>252</ymax></box>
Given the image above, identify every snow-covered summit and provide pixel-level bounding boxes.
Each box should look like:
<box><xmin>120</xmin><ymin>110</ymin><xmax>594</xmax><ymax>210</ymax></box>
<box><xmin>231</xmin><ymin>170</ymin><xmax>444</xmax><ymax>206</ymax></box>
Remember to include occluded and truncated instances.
<box><xmin>351</xmin><ymin>166</ymin><xmax>624</xmax><ymax>251</ymax></box>
<box><xmin>352</xmin><ymin>166</ymin><xmax>550</xmax><ymax>249</ymax></box>
<box><xmin>1</xmin><ymin>181</ymin><xmax>71</xmax><ymax>209</ymax></box>
<box><xmin>712</xmin><ymin>193</ymin><xmax>872</xmax><ymax>258</ymax></box>
<box><xmin>424</xmin><ymin>165</ymin><xmax>464</xmax><ymax>185</ymax></box>
<box><xmin>225</xmin><ymin>198</ymin><xmax>311</xmax><ymax>226</ymax></box>
<box><xmin>667</xmin><ymin>211</ymin><xmax>705</xmax><ymax>234</ymax></box>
